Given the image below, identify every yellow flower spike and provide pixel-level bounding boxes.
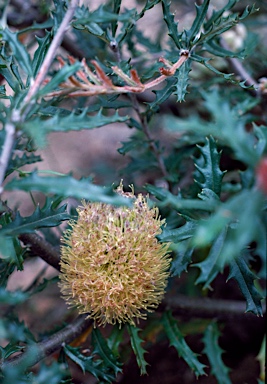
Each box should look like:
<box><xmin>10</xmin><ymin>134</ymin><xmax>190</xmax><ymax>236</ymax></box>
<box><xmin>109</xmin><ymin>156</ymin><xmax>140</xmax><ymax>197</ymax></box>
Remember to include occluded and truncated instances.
<box><xmin>59</xmin><ymin>186</ymin><xmax>171</xmax><ymax>327</ymax></box>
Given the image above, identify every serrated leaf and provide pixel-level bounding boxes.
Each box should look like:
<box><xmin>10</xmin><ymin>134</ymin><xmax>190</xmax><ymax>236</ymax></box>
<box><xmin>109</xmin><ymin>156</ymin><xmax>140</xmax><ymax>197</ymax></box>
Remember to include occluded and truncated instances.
<box><xmin>162</xmin><ymin>311</ymin><xmax>206</xmax><ymax>377</ymax></box>
<box><xmin>186</xmin><ymin>0</ymin><xmax>210</xmax><ymax>47</ymax></box>
<box><xmin>6</xmin><ymin>173</ymin><xmax>132</xmax><ymax>206</ymax></box>
<box><xmin>32</xmin><ymin>31</ymin><xmax>51</xmax><ymax>78</ymax></box>
<box><xmin>6</xmin><ymin>153</ymin><xmax>42</xmax><ymax>177</ymax></box>
<box><xmin>0</xmin><ymin>342</ymin><xmax>24</xmax><ymax>360</ymax></box>
<box><xmin>0</xmin><ymin>50</ymin><xmax>25</xmax><ymax>91</ymax></box>
<box><xmin>203</xmin><ymin>323</ymin><xmax>231</xmax><ymax>384</ymax></box>
<box><xmin>159</xmin><ymin>220</ymin><xmax>198</xmax><ymax>243</ymax></box>
<box><xmin>63</xmin><ymin>344</ymin><xmax>115</xmax><ymax>383</ymax></box>
<box><xmin>0</xmin><ymin>203</ymin><xmax>69</xmax><ymax>237</ymax></box>
<box><xmin>204</xmin><ymin>39</ymin><xmax>245</xmax><ymax>59</ymax></box>
<box><xmin>228</xmin><ymin>257</ymin><xmax>263</xmax><ymax>316</ymax></box>
<box><xmin>1</xmin><ymin>29</ymin><xmax>33</xmax><ymax>77</ymax></box>
<box><xmin>91</xmin><ymin>328</ymin><xmax>122</xmax><ymax>376</ymax></box>
<box><xmin>204</xmin><ymin>0</ymin><xmax>238</xmax><ymax>31</ymax></box>
<box><xmin>194</xmin><ymin>136</ymin><xmax>224</xmax><ymax>197</ymax></box>
<box><xmin>193</xmin><ymin>189</ymin><xmax>265</xmax><ymax>278</ymax></box>
<box><xmin>0</xmin><ymin>259</ymin><xmax>16</xmax><ymax>287</ymax></box>
<box><xmin>174</xmin><ymin>59</ymin><xmax>191</xmax><ymax>102</ymax></box>
<box><xmin>162</xmin><ymin>0</ymin><xmax>183</xmax><ymax>49</ymax></box>
<box><xmin>23</xmin><ymin>109</ymin><xmax>128</xmax><ymax>147</ymax></box>
<box><xmin>146</xmin><ymin>185</ymin><xmax>218</xmax><ymax>212</ymax></box>
<box><xmin>170</xmin><ymin>242</ymin><xmax>194</xmax><ymax>277</ymax></box>
<box><xmin>191</xmin><ymin>54</ymin><xmax>255</xmax><ymax>90</ymax></box>
<box><xmin>127</xmin><ymin>324</ymin><xmax>148</xmax><ymax>375</ymax></box>
<box><xmin>148</xmin><ymin>77</ymin><xmax>177</xmax><ymax>112</ymax></box>
<box><xmin>194</xmin><ymin>227</ymin><xmax>228</xmax><ymax>289</ymax></box>
<box><xmin>0</xmin><ymin>235</ymin><xmax>23</xmax><ymax>270</ymax></box>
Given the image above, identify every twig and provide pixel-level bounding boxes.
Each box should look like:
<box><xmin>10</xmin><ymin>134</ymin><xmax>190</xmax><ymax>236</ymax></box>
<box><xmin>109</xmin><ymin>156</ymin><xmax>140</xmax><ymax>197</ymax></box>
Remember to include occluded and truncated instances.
<box><xmin>0</xmin><ymin>117</ymin><xmax>18</xmax><ymax>194</ymax></box>
<box><xmin>22</xmin><ymin>0</ymin><xmax>79</xmax><ymax>114</ymax></box>
<box><xmin>1</xmin><ymin>314</ymin><xmax>93</xmax><ymax>369</ymax></box>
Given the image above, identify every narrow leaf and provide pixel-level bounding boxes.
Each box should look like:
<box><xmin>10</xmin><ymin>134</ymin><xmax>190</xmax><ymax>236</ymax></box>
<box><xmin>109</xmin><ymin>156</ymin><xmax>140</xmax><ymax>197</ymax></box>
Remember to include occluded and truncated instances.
<box><xmin>0</xmin><ymin>203</ymin><xmax>69</xmax><ymax>237</ymax></box>
<box><xmin>91</xmin><ymin>328</ymin><xmax>122</xmax><ymax>375</ymax></box>
<box><xmin>24</xmin><ymin>109</ymin><xmax>128</xmax><ymax>147</ymax></box>
<box><xmin>162</xmin><ymin>0</ymin><xmax>183</xmax><ymax>49</ymax></box>
<box><xmin>174</xmin><ymin>59</ymin><xmax>191</xmax><ymax>102</ymax></box>
<box><xmin>63</xmin><ymin>345</ymin><xmax>115</xmax><ymax>383</ymax></box>
<box><xmin>228</xmin><ymin>257</ymin><xmax>263</xmax><ymax>316</ymax></box>
<box><xmin>203</xmin><ymin>323</ymin><xmax>231</xmax><ymax>384</ymax></box>
<box><xmin>162</xmin><ymin>311</ymin><xmax>206</xmax><ymax>377</ymax></box>
<box><xmin>186</xmin><ymin>0</ymin><xmax>210</xmax><ymax>47</ymax></box>
<box><xmin>6</xmin><ymin>173</ymin><xmax>132</xmax><ymax>206</ymax></box>
<box><xmin>32</xmin><ymin>31</ymin><xmax>51</xmax><ymax>78</ymax></box>
<box><xmin>127</xmin><ymin>324</ymin><xmax>148</xmax><ymax>375</ymax></box>
<box><xmin>194</xmin><ymin>136</ymin><xmax>225</xmax><ymax>197</ymax></box>
<box><xmin>194</xmin><ymin>228</ymin><xmax>228</xmax><ymax>289</ymax></box>
<box><xmin>37</xmin><ymin>62</ymin><xmax>81</xmax><ymax>97</ymax></box>
<box><xmin>2</xmin><ymin>29</ymin><xmax>33</xmax><ymax>77</ymax></box>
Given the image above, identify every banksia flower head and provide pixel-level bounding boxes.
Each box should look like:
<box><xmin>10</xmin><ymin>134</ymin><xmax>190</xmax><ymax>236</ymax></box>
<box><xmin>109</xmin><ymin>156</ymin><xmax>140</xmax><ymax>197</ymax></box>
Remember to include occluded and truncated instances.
<box><xmin>59</xmin><ymin>185</ymin><xmax>171</xmax><ymax>327</ymax></box>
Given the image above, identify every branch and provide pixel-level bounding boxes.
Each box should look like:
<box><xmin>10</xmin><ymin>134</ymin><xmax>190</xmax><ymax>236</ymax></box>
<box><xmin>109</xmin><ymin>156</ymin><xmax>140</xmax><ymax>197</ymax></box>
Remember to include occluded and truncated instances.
<box><xmin>1</xmin><ymin>314</ymin><xmax>93</xmax><ymax>369</ymax></box>
<box><xmin>0</xmin><ymin>117</ymin><xmax>17</xmax><ymax>194</ymax></box>
<box><xmin>160</xmin><ymin>294</ymin><xmax>266</xmax><ymax>319</ymax></box>
<box><xmin>0</xmin><ymin>0</ymin><xmax>79</xmax><ymax>195</ymax></box>
<box><xmin>19</xmin><ymin>233</ymin><xmax>61</xmax><ymax>270</ymax></box>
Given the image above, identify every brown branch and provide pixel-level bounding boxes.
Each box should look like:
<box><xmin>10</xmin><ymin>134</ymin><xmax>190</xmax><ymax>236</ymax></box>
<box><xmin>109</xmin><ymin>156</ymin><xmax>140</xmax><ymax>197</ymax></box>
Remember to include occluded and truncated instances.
<box><xmin>19</xmin><ymin>233</ymin><xmax>61</xmax><ymax>270</ymax></box>
<box><xmin>160</xmin><ymin>294</ymin><xmax>266</xmax><ymax>319</ymax></box>
<box><xmin>1</xmin><ymin>314</ymin><xmax>93</xmax><ymax>369</ymax></box>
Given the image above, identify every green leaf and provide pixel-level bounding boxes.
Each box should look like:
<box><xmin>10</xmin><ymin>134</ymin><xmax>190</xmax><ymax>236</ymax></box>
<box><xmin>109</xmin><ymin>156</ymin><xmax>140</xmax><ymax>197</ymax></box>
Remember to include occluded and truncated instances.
<box><xmin>111</xmin><ymin>0</ymin><xmax>122</xmax><ymax>36</ymax></box>
<box><xmin>0</xmin><ymin>215</ymin><xmax>24</xmax><ymax>270</ymax></box>
<box><xmin>6</xmin><ymin>172</ymin><xmax>132</xmax><ymax>206</ymax></box>
<box><xmin>63</xmin><ymin>344</ymin><xmax>115</xmax><ymax>383</ymax></box>
<box><xmin>24</xmin><ymin>109</ymin><xmax>128</xmax><ymax>147</ymax></box>
<box><xmin>228</xmin><ymin>257</ymin><xmax>263</xmax><ymax>316</ymax></box>
<box><xmin>106</xmin><ymin>325</ymin><xmax>125</xmax><ymax>358</ymax></box>
<box><xmin>174</xmin><ymin>59</ymin><xmax>191</xmax><ymax>102</ymax></box>
<box><xmin>170</xmin><ymin>242</ymin><xmax>194</xmax><ymax>277</ymax></box>
<box><xmin>146</xmin><ymin>185</ymin><xmax>218</xmax><ymax>212</ymax></box>
<box><xmin>32</xmin><ymin>31</ymin><xmax>51</xmax><ymax>78</ymax></box>
<box><xmin>148</xmin><ymin>77</ymin><xmax>177</xmax><ymax>112</ymax></box>
<box><xmin>91</xmin><ymin>328</ymin><xmax>122</xmax><ymax>376</ymax></box>
<box><xmin>203</xmin><ymin>323</ymin><xmax>231</xmax><ymax>384</ymax></box>
<box><xmin>193</xmin><ymin>190</ymin><xmax>264</xmax><ymax>248</ymax></box>
<box><xmin>162</xmin><ymin>0</ymin><xmax>183</xmax><ymax>49</ymax></box>
<box><xmin>159</xmin><ymin>220</ymin><xmax>198</xmax><ymax>243</ymax></box>
<box><xmin>1</xmin><ymin>29</ymin><xmax>33</xmax><ymax>77</ymax></box>
<box><xmin>6</xmin><ymin>153</ymin><xmax>42</xmax><ymax>177</ymax></box>
<box><xmin>0</xmin><ymin>342</ymin><xmax>24</xmax><ymax>360</ymax></box>
<box><xmin>194</xmin><ymin>136</ymin><xmax>225</xmax><ymax>197</ymax></box>
<box><xmin>36</xmin><ymin>62</ymin><xmax>81</xmax><ymax>97</ymax></box>
<box><xmin>194</xmin><ymin>227</ymin><xmax>228</xmax><ymax>289</ymax></box>
<box><xmin>162</xmin><ymin>311</ymin><xmax>206</xmax><ymax>377</ymax></box>
<box><xmin>0</xmin><ymin>259</ymin><xmax>16</xmax><ymax>287</ymax></box>
<box><xmin>127</xmin><ymin>324</ymin><xmax>148</xmax><ymax>375</ymax></box>
<box><xmin>0</xmin><ymin>49</ymin><xmax>25</xmax><ymax>91</ymax></box>
<box><xmin>186</xmin><ymin>0</ymin><xmax>210</xmax><ymax>47</ymax></box>
<box><xmin>0</xmin><ymin>203</ymin><xmax>69</xmax><ymax>237</ymax></box>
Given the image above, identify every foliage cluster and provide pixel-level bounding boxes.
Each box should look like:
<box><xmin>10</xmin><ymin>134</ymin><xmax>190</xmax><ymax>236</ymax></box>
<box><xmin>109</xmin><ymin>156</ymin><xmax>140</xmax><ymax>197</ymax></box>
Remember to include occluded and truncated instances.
<box><xmin>0</xmin><ymin>0</ymin><xmax>266</xmax><ymax>383</ymax></box>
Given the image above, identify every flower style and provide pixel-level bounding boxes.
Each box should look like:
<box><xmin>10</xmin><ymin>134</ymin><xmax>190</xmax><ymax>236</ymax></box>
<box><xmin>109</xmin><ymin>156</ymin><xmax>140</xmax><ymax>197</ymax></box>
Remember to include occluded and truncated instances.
<box><xmin>59</xmin><ymin>186</ymin><xmax>171</xmax><ymax>327</ymax></box>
